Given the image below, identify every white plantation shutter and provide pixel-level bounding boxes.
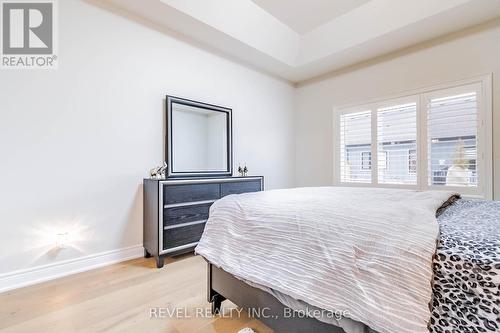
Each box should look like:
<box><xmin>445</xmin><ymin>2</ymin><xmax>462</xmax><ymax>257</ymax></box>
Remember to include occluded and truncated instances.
<box><xmin>340</xmin><ymin>110</ymin><xmax>372</xmax><ymax>183</ymax></box>
<box><xmin>335</xmin><ymin>78</ymin><xmax>490</xmax><ymax>197</ymax></box>
<box><xmin>377</xmin><ymin>102</ymin><xmax>417</xmax><ymax>185</ymax></box>
<box><xmin>427</xmin><ymin>91</ymin><xmax>478</xmax><ymax>188</ymax></box>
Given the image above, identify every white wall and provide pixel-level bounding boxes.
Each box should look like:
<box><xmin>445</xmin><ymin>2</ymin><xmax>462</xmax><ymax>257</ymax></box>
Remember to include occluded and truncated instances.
<box><xmin>0</xmin><ymin>0</ymin><xmax>295</xmax><ymax>278</ymax></box>
<box><xmin>295</xmin><ymin>20</ymin><xmax>500</xmax><ymax>200</ymax></box>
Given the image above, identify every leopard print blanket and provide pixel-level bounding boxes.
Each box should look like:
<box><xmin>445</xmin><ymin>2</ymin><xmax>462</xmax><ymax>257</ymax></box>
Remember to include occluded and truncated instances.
<box><xmin>430</xmin><ymin>199</ymin><xmax>500</xmax><ymax>333</ymax></box>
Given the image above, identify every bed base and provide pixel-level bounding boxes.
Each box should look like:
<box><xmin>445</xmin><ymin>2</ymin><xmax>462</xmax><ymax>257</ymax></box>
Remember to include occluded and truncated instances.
<box><xmin>207</xmin><ymin>261</ymin><xmax>345</xmax><ymax>333</ymax></box>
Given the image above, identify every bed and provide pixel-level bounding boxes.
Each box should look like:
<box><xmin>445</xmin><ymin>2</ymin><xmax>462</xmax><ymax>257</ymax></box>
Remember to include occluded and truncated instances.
<box><xmin>195</xmin><ymin>187</ymin><xmax>499</xmax><ymax>333</ymax></box>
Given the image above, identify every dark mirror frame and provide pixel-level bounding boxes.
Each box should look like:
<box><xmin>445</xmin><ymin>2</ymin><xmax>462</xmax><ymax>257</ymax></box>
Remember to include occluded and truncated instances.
<box><xmin>166</xmin><ymin>95</ymin><xmax>233</xmax><ymax>178</ymax></box>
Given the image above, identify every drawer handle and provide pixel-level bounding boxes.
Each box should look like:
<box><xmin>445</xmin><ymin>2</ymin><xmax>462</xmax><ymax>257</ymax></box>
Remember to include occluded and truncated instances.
<box><xmin>164</xmin><ymin>199</ymin><xmax>216</xmax><ymax>209</ymax></box>
<box><xmin>164</xmin><ymin>219</ymin><xmax>207</xmax><ymax>230</ymax></box>
<box><xmin>162</xmin><ymin>242</ymin><xmax>199</xmax><ymax>254</ymax></box>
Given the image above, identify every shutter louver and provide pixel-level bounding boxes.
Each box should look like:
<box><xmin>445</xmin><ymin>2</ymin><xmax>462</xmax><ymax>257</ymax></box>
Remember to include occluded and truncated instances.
<box><xmin>336</xmin><ymin>80</ymin><xmax>487</xmax><ymax>197</ymax></box>
<box><xmin>340</xmin><ymin>110</ymin><xmax>372</xmax><ymax>183</ymax></box>
<box><xmin>377</xmin><ymin>102</ymin><xmax>417</xmax><ymax>185</ymax></box>
<box><xmin>427</xmin><ymin>92</ymin><xmax>478</xmax><ymax>187</ymax></box>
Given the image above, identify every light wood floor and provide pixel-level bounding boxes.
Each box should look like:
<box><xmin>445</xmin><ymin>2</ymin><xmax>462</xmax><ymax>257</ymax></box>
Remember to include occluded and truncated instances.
<box><xmin>0</xmin><ymin>254</ymin><xmax>273</xmax><ymax>333</ymax></box>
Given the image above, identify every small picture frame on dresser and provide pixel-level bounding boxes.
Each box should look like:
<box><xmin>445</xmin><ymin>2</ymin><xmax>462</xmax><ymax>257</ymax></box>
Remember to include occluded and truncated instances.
<box><xmin>143</xmin><ymin>176</ymin><xmax>264</xmax><ymax>268</ymax></box>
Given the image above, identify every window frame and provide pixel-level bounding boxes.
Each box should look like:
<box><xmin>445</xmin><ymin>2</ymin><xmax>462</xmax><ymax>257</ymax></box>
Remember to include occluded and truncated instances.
<box><xmin>332</xmin><ymin>74</ymin><xmax>493</xmax><ymax>199</ymax></box>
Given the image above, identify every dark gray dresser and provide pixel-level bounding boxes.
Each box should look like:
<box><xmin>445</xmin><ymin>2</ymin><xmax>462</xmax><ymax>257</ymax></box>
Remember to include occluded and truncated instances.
<box><xmin>143</xmin><ymin>176</ymin><xmax>264</xmax><ymax>268</ymax></box>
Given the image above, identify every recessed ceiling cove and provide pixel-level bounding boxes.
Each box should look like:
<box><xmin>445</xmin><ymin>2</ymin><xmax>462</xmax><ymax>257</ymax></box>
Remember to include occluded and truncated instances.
<box><xmin>251</xmin><ymin>0</ymin><xmax>371</xmax><ymax>33</ymax></box>
<box><xmin>98</xmin><ymin>0</ymin><xmax>500</xmax><ymax>83</ymax></box>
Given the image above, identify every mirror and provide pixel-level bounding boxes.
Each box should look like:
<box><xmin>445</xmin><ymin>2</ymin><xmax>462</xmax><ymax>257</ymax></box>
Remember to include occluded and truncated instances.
<box><xmin>166</xmin><ymin>96</ymin><xmax>232</xmax><ymax>177</ymax></box>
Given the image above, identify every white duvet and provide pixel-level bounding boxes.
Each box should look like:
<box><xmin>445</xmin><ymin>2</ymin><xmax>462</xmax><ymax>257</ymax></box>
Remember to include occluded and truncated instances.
<box><xmin>195</xmin><ymin>187</ymin><xmax>456</xmax><ymax>333</ymax></box>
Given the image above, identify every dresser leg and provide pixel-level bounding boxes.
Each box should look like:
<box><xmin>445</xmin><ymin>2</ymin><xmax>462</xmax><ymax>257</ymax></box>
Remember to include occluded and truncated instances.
<box><xmin>211</xmin><ymin>294</ymin><xmax>225</xmax><ymax>315</ymax></box>
<box><xmin>144</xmin><ymin>249</ymin><xmax>152</xmax><ymax>258</ymax></box>
<box><xmin>155</xmin><ymin>255</ymin><xmax>165</xmax><ymax>268</ymax></box>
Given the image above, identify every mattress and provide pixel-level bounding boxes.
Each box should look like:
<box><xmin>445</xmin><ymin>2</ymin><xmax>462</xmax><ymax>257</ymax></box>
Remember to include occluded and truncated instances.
<box><xmin>243</xmin><ymin>199</ymin><xmax>500</xmax><ymax>333</ymax></box>
<box><xmin>197</xmin><ymin>187</ymin><xmax>456</xmax><ymax>333</ymax></box>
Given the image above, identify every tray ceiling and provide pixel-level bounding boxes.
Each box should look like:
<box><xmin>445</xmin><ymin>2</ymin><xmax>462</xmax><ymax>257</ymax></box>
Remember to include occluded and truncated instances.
<box><xmin>97</xmin><ymin>0</ymin><xmax>500</xmax><ymax>83</ymax></box>
<box><xmin>251</xmin><ymin>0</ymin><xmax>371</xmax><ymax>33</ymax></box>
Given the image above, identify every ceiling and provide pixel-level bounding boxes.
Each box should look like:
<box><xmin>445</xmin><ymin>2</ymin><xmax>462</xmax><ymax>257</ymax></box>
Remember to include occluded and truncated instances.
<box><xmin>97</xmin><ymin>0</ymin><xmax>500</xmax><ymax>83</ymax></box>
<box><xmin>251</xmin><ymin>0</ymin><xmax>371</xmax><ymax>33</ymax></box>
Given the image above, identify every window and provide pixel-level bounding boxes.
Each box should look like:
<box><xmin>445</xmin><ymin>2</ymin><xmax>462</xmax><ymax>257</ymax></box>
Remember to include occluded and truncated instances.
<box><xmin>379</xmin><ymin>151</ymin><xmax>387</xmax><ymax>170</ymax></box>
<box><xmin>361</xmin><ymin>152</ymin><xmax>371</xmax><ymax>170</ymax></box>
<box><xmin>427</xmin><ymin>92</ymin><xmax>477</xmax><ymax>188</ymax></box>
<box><xmin>408</xmin><ymin>149</ymin><xmax>417</xmax><ymax>175</ymax></box>
<box><xmin>335</xmin><ymin>76</ymin><xmax>492</xmax><ymax>198</ymax></box>
<box><xmin>339</xmin><ymin>110</ymin><xmax>371</xmax><ymax>183</ymax></box>
<box><xmin>377</xmin><ymin>101</ymin><xmax>417</xmax><ymax>185</ymax></box>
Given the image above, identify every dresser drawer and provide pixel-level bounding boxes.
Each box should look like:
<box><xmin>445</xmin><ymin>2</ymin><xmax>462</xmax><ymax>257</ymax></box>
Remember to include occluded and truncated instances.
<box><xmin>163</xmin><ymin>183</ymin><xmax>220</xmax><ymax>205</ymax></box>
<box><xmin>145</xmin><ymin>177</ymin><xmax>264</xmax><ymax>267</ymax></box>
<box><xmin>163</xmin><ymin>222</ymin><xmax>206</xmax><ymax>251</ymax></box>
<box><xmin>163</xmin><ymin>203</ymin><xmax>212</xmax><ymax>227</ymax></box>
<box><xmin>221</xmin><ymin>180</ymin><xmax>262</xmax><ymax>197</ymax></box>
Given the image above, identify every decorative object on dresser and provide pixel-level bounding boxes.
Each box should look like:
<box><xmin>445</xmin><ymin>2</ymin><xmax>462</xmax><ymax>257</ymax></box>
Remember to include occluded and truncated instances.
<box><xmin>237</xmin><ymin>163</ymin><xmax>249</xmax><ymax>177</ymax></box>
<box><xmin>143</xmin><ymin>176</ymin><xmax>264</xmax><ymax>268</ymax></box>
<box><xmin>149</xmin><ymin>162</ymin><xmax>167</xmax><ymax>179</ymax></box>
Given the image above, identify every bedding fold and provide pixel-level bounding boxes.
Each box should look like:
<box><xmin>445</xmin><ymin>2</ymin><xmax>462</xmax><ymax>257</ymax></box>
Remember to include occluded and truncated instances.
<box><xmin>196</xmin><ymin>186</ymin><xmax>456</xmax><ymax>333</ymax></box>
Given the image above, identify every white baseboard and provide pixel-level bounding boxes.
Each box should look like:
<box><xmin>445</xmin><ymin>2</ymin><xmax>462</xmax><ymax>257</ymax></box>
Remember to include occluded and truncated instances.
<box><xmin>0</xmin><ymin>245</ymin><xmax>144</xmax><ymax>293</ymax></box>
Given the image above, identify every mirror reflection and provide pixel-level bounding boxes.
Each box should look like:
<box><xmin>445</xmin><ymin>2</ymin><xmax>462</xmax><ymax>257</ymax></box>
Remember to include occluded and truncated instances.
<box><xmin>171</xmin><ymin>102</ymin><xmax>228</xmax><ymax>173</ymax></box>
